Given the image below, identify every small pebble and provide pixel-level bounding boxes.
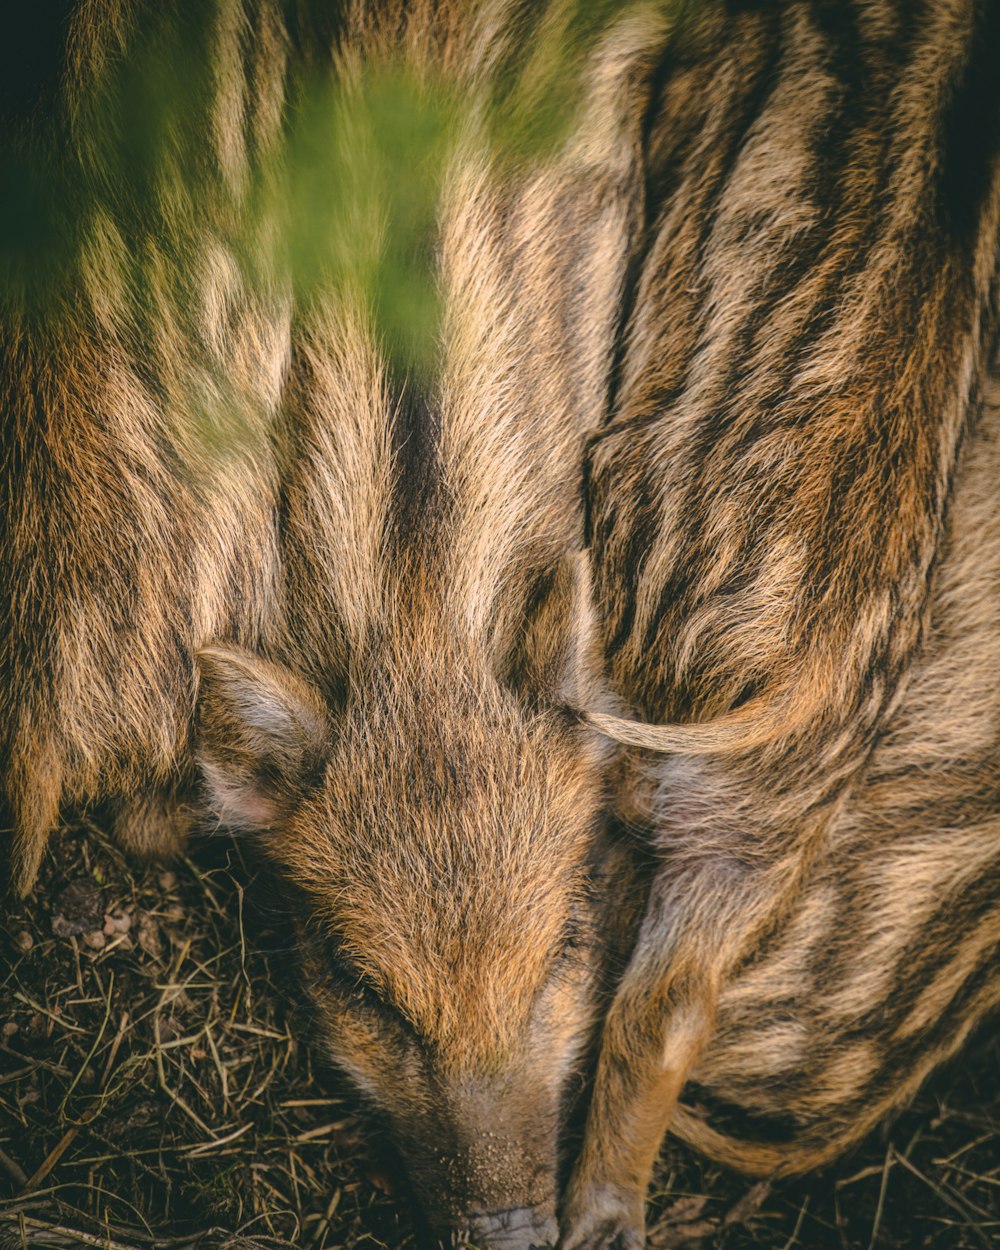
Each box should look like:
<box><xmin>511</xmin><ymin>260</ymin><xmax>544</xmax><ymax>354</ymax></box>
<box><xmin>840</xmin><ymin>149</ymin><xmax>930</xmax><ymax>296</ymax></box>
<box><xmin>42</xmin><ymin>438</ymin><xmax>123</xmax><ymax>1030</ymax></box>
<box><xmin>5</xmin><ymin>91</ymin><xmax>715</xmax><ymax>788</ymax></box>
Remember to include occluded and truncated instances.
<box><xmin>14</xmin><ymin>931</ymin><xmax>34</xmax><ymax>953</ymax></box>
<box><xmin>158</xmin><ymin>870</ymin><xmax>178</xmax><ymax>890</ymax></box>
<box><xmin>1</xmin><ymin>1021</ymin><xmax>18</xmax><ymax>1040</ymax></box>
<box><xmin>83</xmin><ymin>929</ymin><xmax>106</xmax><ymax>950</ymax></box>
<box><xmin>136</xmin><ymin>911</ymin><xmax>163</xmax><ymax>959</ymax></box>
<box><xmin>103</xmin><ymin>911</ymin><xmax>133</xmax><ymax>937</ymax></box>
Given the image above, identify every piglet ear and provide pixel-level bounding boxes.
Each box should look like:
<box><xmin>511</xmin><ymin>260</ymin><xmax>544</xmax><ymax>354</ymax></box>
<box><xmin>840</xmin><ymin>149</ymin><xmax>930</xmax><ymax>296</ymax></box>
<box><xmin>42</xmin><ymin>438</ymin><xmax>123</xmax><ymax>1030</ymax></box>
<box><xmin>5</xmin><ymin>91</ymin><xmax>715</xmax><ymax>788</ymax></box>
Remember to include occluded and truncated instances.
<box><xmin>195</xmin><ymin>645</ymin><xmax>329</xmax><ymax>830</ymax></box>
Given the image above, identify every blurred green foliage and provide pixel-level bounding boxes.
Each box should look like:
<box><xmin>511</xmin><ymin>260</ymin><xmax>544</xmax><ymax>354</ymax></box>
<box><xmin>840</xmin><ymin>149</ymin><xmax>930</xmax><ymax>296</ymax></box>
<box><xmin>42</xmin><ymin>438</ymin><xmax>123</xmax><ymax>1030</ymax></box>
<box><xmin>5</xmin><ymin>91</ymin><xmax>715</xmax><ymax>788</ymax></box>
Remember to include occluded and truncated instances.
<box><xmin>0</xmin><ymin>1</ymin><xmax>689</xmax><ymax>383</ymax></box>
<box><xmin>280</xmin><ymin>62</ymin><xmax>459</xmax><ymax>380</ymax></box>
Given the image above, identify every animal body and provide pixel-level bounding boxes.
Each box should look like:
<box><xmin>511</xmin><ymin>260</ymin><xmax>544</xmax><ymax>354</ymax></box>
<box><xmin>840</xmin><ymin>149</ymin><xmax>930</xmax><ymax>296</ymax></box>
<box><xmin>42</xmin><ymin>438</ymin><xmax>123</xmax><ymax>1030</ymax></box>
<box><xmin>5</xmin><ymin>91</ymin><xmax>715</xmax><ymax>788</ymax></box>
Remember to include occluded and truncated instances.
<box><xmin>0</xmin><ymin>0</ymin><xmax>296</xmax><ymax>891</ymax></box>
<box><xmin>2</xmin><ymin>3</ymin><xmax>999</xmax><ymax>1250</ymax></box>
<box><xmin>2</xmin><ymin>2</ymin><xmax>652</xmax><ymax>1244</ymax></box>
<box><xmin>675</xmin><ymin>367</ymin><xmax>1000</xmax><ymax>1179</ymax></box>
<box><xmin>567</xmin><ymin>3</ymin><xmax>1000</xmax><ymax>1247</ymax></box>
<box><xmin>193</xmin><ymin>7</ymin><xmax>657</xmax><ymax>1240</ymax></box>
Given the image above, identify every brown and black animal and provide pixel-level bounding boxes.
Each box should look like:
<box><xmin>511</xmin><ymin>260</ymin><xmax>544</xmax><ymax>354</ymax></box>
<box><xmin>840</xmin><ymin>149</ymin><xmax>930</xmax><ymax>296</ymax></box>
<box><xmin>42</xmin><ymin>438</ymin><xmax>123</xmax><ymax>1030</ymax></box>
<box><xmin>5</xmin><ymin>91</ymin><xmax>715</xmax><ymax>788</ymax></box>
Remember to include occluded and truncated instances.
<box><xmin>672</xmin><ymin>366</ymin><xmax>1000</xmax><ymax>1179</ymax></box>
<box><xmin>3</xmin><ymin>4</ymin><xmax>1000</xmax><ymax>1250</ymax></box>
<box><xmin>1</xmin><ymin>2</ymin><xmax>655</xmax><ymax>1244</ymax></box>
<box><xmin>565</xmin><ymin>3</ymin><xmax>1000</xmax><ymax>1247</ymax></box>
<box><xmin>192</xmin><ymin>6</ymin><xmax>664</xmax><ymax>1242</ymax></box>
<box><xmin>0</xmin><ymin>0</ymin><xmax>297</xmax><ymax>890</ymax></box>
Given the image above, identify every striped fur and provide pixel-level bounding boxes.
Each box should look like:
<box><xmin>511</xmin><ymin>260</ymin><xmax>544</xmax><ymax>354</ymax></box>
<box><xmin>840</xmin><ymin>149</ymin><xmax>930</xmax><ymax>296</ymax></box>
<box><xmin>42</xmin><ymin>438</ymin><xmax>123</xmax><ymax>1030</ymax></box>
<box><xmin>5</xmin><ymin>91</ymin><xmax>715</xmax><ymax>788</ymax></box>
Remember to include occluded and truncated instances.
<box><xmin>673</xmin><ymin>366</ymin><xmax>1000</xmax><ymax>1177</ymax></box>
<box><xmin>566</xmin><ymin>4</ymin><xmax>1000</xmax><ymax>1246</ymax></box>
<box><xmin>187</xmin><ymin>4</ymin><xmax>660</xmax><ymax>1244</ymax></box>
<box><xmin>0</xmin><ymin>0</ymin><xmax>295</xmax><ymax>890</ymax></box>
<box><xmin>4</xmin><ymin>5</ymin><xmax>1000</xmax><ymax>1248</ymax></box>
<box><xmin>1</xmin><ymin>4</ymin><xmax>661</xmax><ymax>1241</ymax></box>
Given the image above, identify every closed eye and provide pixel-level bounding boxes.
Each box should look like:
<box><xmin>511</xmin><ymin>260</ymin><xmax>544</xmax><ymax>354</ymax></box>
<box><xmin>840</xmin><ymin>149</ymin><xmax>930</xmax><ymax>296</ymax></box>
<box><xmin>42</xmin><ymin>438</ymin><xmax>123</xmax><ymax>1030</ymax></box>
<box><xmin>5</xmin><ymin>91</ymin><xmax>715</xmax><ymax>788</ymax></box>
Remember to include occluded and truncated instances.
<box><xmin>320</xmin><ymin>935</ymin><xmax>422</xmax><ymax>1040</ymax></box>
<box><xmin>327</xmin><ymin>957</ymin><xmax>386</xmax><ymax>1012</ymax></box>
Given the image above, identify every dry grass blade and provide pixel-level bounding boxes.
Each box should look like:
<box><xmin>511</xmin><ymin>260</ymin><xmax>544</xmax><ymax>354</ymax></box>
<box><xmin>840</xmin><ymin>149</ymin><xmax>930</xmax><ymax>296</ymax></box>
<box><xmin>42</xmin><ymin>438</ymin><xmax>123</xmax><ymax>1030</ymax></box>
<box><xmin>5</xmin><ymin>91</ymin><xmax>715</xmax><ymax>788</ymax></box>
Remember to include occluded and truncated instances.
<box><xmin>1</xmin><ymin>823</ymin><xmax>388</xmax><ymax>1250</ymax></box>
<box><xmin>22</xmin><ymin>1011</ymin><xmax>130</xmax><ymax>1194</ymax></box>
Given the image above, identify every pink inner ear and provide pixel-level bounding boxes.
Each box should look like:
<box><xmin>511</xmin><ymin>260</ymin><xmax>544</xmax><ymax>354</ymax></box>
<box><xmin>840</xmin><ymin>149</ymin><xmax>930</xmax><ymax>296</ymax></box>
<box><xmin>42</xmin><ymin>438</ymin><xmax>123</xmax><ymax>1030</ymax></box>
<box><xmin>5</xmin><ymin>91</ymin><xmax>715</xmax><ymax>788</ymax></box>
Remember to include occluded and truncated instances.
<box><xmin>230</xmin><ymin>792</ymin><xmax>281</xmax><ymax>829</ymax></box>
<box><xmin>200</xmin><ymin>759</ymin><xmax>281</xmax><ymax>830</ymax></box>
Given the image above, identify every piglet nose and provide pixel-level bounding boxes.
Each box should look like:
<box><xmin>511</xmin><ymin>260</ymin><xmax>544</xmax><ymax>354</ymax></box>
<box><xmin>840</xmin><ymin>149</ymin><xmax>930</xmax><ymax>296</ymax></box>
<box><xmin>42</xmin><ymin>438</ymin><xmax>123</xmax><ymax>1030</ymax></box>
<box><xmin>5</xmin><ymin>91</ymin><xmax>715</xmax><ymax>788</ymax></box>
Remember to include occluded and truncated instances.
<box><xmin>452</xmin><ymin>1205</ymin><xmax>559</xmax><ymax>1250</ymax></box>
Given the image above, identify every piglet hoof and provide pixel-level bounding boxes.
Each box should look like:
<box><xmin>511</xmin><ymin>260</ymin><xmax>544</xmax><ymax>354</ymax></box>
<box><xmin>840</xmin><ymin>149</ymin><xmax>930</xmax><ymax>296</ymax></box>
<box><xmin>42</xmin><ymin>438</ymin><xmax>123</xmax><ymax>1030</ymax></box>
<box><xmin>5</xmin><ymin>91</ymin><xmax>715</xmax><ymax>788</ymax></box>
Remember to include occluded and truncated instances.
<box><xmin>105</xmin><ymin>789</ymin><xmax>193</xmax><ymax>860</ymax></box>
<box><xmin>560</xmin><ymin>1184</ymin><xmax>645</xmax><ymax>1250</ymax></box>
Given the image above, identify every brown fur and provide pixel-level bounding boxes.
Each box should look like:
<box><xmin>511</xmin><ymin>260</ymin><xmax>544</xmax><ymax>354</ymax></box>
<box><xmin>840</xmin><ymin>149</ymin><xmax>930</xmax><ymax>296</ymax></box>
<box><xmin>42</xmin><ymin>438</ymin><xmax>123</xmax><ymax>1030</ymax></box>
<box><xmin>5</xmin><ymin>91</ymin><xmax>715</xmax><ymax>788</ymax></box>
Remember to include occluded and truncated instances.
<box><xmin>194</xmin><ymin>5</ymin><xmax>659</xmax><ymax>1243</ymax></box>
<box><xmin>5</xmin><ymin>5</ymin><xmax>1000</xmax><ymax>1249</ymax></box>
<box><xmin>654</xmin><ymin>366</ymin><xmax>1000</xmax><ymax>1175</ymax></box>
<box><xmin>565</xmin><ymin>4</ymin><xmax>1000</xmax><ymax>1247</ymax></box>
<box><xmin>0</xmin><ymin>0</ymin><xmax>293</xmax><ymax>890</ymax></box>
<box><xmin>2</xmin><ymin>8</ymin><xmax>656</xmax><ymax>1236</ymax></box>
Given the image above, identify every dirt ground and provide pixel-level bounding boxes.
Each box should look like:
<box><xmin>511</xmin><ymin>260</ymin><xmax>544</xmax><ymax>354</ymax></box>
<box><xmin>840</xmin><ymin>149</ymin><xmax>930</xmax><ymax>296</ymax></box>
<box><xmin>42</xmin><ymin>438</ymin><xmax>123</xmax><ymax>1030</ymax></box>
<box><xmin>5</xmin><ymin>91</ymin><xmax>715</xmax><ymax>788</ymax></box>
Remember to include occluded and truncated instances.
<box><xmin>1</xmin><ymin>822</ymin><xmax>997</xmax><ymax>1250</ymax></box>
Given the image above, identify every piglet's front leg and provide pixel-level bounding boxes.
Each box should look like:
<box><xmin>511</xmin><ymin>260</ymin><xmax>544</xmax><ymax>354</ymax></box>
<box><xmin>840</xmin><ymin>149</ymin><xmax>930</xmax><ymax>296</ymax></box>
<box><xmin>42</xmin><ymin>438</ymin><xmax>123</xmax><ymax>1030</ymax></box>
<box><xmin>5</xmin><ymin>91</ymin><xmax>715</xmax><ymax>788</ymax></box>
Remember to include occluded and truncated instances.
<box><xmin>560</xmin><ymin>989</ymin><xmax>708</xmax><ymax>1250</ymax></box>
<box><xmin>560</xmin><ymin>859</ymin><xmax>804</xmax><ymax>1250</ymax></box>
